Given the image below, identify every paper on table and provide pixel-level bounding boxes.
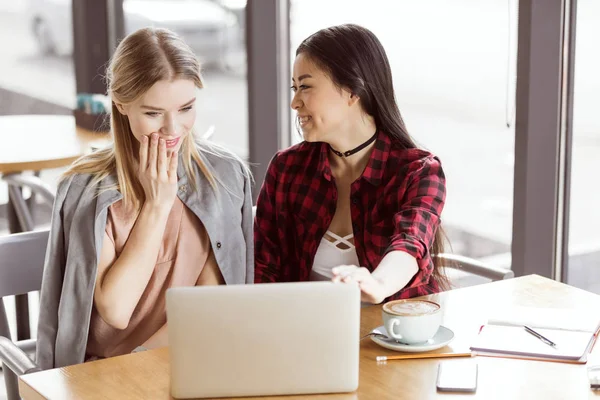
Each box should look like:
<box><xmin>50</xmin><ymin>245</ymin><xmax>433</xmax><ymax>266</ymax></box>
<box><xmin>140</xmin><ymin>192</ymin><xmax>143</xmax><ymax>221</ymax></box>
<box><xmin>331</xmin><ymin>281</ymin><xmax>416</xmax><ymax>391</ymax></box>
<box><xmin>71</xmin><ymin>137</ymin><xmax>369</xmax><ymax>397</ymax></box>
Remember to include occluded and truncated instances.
<box><xmin>470</xmin><ymin>324</ymin><xmax>595</xmax><ymax>361</ymax></box>
<box><xmin>487</xmin><ymin>306</ymin><xmax>600</xmax><ymax>333</ymax></box>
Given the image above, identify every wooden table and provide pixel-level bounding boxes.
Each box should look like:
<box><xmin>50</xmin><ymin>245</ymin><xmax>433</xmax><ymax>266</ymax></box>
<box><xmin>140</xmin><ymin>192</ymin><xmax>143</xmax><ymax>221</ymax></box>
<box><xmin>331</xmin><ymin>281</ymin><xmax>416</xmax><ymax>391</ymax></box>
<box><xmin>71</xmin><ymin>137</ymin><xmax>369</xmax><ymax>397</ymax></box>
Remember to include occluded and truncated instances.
<box><xmin>19</xmin><ymin>275</ymin><xmax>600</xmax><ymax>399</ymax></box>
<box><xmin>0</xmin><ymin>114</ymin><xmax>110</xmax><ymax>339</ymax></box>
<box><xmin>0</xmin><ymin>115</ymin><xmax>110</xmax><ymax>174</ymax></box>
<box><xmin>0</xmin><ymin>113</ymin><xmax>111</xmax><ymax>234</ymax></box>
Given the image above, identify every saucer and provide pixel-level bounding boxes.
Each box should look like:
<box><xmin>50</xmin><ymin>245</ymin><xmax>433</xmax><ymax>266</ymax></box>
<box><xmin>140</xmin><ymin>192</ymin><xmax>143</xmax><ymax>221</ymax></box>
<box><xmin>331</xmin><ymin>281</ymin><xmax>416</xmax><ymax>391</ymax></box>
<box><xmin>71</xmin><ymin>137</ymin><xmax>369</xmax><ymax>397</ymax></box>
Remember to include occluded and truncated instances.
<box><xmin>370</xmin><ymin>325</ymin><xmax>455</xmax><ymax>353</ymax></box>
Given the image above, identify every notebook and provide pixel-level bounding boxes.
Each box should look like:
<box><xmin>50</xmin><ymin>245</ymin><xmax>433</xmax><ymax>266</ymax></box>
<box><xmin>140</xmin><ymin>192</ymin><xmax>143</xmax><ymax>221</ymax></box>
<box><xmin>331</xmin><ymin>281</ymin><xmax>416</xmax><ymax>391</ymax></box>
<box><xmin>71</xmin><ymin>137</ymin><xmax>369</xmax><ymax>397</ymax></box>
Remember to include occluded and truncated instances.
<box><xmin>470</xmin><ymin>307</ymin><xmax>600</xmax><ymax>363</ymax></box>
<box><xmin>486</xmin><ymin>306</ymin><xmax>600</xmax><ymax>332</ymax></box>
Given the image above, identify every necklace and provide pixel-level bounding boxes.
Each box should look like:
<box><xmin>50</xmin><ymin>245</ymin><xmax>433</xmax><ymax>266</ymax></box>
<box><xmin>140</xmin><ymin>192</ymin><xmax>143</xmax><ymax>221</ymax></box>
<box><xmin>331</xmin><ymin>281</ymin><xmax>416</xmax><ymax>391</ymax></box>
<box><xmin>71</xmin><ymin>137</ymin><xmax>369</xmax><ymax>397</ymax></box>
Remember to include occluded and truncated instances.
<box><xmin>329</xmin><ymin>131</ymin><xmax>377</xmax><ymax>157</ymax></box>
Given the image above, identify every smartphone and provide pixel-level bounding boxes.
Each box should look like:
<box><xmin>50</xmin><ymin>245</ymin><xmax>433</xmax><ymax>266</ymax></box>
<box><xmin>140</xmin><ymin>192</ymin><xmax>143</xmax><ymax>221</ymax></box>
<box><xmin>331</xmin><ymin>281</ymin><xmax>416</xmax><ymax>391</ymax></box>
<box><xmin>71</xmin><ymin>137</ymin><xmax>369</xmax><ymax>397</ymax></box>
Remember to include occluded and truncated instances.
<box><xmin>436</xmin><ymin>361</ymin><xmax>478</xmax><ymax>393</ymax></box>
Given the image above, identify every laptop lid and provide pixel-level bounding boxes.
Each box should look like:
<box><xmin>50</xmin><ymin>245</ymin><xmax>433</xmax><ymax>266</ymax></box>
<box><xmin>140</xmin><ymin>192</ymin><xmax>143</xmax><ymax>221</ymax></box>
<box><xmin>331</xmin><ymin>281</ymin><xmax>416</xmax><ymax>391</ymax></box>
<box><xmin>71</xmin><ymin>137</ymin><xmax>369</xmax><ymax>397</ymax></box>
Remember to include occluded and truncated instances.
<box><xmin>166</xmin><ymin>281</ymin><xmax>361</xmax><ymax>399</ymax></box>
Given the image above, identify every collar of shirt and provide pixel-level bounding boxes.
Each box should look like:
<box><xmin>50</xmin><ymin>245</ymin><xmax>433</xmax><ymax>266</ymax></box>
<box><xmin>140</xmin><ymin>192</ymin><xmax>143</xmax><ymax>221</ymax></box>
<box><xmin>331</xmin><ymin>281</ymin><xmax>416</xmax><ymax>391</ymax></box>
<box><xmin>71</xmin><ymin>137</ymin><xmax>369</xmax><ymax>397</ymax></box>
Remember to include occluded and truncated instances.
<box><xmin>316</xmin><ymin>130</ymin><xmax>391</xmax><ymax>186</ymax></box>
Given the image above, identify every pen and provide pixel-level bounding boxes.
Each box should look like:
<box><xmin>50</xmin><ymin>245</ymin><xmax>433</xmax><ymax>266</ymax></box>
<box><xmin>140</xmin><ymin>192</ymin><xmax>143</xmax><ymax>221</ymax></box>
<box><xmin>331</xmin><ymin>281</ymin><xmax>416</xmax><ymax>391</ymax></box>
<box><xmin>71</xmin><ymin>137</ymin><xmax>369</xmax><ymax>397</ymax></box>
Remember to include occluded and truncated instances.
<box><xmin>376</xmin><ymin>352</ymin><xmax>473</xmax><ymax>361</ymax></box>
<box><xmin>524</xmin><ymin>325</ymin><xmax>557</xmax><ymax>348</ymax></box>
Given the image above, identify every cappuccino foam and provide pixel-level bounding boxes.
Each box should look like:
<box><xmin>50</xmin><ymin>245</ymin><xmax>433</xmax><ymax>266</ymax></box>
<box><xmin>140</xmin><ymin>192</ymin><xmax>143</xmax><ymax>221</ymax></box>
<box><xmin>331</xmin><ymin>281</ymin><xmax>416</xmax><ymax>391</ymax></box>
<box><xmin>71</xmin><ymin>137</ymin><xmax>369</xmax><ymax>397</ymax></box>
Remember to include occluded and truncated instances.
<box><xmin>384</xmin><ymin>300</ymin><xmax>439</xmax><ymax>316</ymax></box>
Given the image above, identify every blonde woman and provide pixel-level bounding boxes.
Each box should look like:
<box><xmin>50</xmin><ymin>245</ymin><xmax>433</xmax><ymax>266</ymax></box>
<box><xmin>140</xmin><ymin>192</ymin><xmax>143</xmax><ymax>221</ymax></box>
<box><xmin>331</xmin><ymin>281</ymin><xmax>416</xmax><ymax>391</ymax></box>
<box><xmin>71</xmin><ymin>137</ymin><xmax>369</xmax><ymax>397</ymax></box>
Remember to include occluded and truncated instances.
<box><xmin>36</xmin><ymin>28</ymin><xmax>253</xmax><ymax>369</ymax></box>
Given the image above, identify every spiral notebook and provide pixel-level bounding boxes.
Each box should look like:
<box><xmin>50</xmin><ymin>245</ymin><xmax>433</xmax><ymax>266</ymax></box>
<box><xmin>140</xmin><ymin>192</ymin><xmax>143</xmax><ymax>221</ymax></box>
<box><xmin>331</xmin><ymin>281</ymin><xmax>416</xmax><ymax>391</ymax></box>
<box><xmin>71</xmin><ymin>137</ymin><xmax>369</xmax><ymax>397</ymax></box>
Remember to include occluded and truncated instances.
<box><xmin>470</xmin><ymin>307</ymin><xmax>600</xmax><ymax>363</ymax></box>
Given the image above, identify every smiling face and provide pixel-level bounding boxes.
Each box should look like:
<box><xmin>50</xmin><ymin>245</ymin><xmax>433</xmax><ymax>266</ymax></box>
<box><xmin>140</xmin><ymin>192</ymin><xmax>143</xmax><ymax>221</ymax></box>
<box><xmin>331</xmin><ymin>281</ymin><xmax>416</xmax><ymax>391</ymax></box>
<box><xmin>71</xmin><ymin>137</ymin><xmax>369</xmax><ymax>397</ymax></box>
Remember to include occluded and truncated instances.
<box><xmin>116</xmin><ymin>78</ymin><xmax>197</xmax><ymax>155</ymax></box>
<box><xmin>291</xmin><ymin>53</ymin><xmax>356</xmax><ymax>143</ymax></box>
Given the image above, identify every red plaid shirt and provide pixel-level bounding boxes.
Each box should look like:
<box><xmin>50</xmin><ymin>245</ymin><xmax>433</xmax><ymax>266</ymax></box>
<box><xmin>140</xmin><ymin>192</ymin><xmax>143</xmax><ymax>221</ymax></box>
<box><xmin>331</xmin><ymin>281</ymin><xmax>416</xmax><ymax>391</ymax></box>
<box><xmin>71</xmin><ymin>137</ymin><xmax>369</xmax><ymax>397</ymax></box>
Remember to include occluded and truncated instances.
<box><xmin>254</xmin><ymin>131</ymin><xmax>446</xmax><ymax>300</ymax></box>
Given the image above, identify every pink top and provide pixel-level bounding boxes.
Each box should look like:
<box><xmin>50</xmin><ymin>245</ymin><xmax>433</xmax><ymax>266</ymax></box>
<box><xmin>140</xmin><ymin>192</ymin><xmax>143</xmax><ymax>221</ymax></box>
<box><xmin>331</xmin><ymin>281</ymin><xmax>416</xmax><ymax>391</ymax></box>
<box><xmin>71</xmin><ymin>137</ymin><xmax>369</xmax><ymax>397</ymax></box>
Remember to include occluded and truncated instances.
<box><xmin>86</xmin><ymin>197</ymin><xmax>222</xmax><ymax>359</ymax></box>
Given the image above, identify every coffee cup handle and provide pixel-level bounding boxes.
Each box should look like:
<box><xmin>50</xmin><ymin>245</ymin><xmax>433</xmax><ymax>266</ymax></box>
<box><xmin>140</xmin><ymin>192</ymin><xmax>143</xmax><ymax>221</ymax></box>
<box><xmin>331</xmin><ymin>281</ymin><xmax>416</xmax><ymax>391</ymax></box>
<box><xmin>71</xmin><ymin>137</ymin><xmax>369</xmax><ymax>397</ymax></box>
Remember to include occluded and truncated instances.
<box><xmin>385</xmin><ymin>319</ymin><xmax>403</xmax><ymax>341</ymax></box>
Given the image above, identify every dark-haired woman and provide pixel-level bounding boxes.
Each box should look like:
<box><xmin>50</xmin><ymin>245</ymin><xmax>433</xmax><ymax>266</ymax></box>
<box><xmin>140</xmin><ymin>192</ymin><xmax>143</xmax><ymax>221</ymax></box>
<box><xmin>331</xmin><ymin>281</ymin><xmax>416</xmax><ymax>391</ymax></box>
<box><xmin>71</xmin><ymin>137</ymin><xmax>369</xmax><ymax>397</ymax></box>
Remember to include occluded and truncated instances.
<box><xmin>254</xmin><ymin>24</ymin><xmax>447</xmax><ymax>304</ymax></box>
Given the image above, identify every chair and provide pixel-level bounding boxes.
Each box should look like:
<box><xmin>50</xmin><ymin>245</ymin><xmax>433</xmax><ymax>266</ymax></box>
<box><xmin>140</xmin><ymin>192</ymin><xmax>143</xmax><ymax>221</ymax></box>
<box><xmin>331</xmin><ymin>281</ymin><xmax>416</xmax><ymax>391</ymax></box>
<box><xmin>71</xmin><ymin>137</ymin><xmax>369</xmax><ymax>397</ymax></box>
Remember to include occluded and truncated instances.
<box><xmin>2</xmin><ymin>173</ymin><xmax>56</xmax><ymax>344</ymax></box>
<box><xmin>0</xmin><ymin>230</ymin><xmax>48</xmax><ymax>400</ymax></box>
<box><xmin>434</xmin><ymin>253</ymin><xmax>514</xmax><ymax>287</ymax></box>
<box><xmin>2</xmin><ymin>173</ymin><xmax>55</xmax><ymax>233</ymax></box>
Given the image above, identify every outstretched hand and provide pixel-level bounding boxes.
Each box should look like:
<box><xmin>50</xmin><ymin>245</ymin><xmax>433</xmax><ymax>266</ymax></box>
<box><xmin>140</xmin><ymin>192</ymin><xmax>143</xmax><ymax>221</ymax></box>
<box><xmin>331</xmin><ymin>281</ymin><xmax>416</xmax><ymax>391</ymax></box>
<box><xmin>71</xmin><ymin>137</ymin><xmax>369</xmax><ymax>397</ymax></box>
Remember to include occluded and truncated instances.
<box><xmin>332</xmin><ymin>265</ymin><xmax>387</xmax><ymax>304</ymax></box>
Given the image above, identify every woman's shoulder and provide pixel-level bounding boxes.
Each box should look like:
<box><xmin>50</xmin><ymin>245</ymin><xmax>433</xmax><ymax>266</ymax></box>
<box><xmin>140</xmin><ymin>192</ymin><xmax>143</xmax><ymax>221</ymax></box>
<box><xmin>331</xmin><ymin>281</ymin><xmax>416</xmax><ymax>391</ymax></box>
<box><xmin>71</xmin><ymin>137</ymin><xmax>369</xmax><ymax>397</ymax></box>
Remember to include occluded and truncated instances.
<box><xmin>388</xmin><ymin>146</ymin><xmax>442</xmax><ymax>171</ymax></box>
<box><xmin>57</xmin><ymin>172</ymin><xmax>93</xmax><ymax>195</ymax></box>
<box><xmin>56</xmin><ymin>171</ymin><xmax>118</xmax><ymax>204</ymax></box>
<box><xmin>268</xmin><ymin>141</ymin><xmax>322</xmax><ymax>170</ymax></box>
<box><xmin>58</xmin><ymin>147</ymin><xmax>118</xmax><ymax>193</ymax></box>
<box><xmin>276</xmin><ymin>140</ymin><xmax>319</xmax><ymax>158</ymax></box>
<box><xmin>194</xmin><ymin>140</ymin><xmax>250</xmax><ymax>181</ymax></box>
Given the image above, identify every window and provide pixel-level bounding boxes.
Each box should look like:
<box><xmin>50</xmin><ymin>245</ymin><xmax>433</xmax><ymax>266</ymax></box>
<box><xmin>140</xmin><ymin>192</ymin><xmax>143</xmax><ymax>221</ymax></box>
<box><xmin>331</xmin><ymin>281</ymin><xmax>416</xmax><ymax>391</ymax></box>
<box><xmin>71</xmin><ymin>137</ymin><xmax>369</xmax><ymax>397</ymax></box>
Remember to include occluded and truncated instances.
<box><xmin>567</xmin><ymin>0</ymin><xmax>600</xmax><ymax>294</ymax></box>
<box><xmin>0</xmin><ymin>0</ymin><xmax>75</xmax><ymax>227</ymax></box>
<box><xmin>0</xmin><ymin>0</ymin><xmax>76</xmax><ymax>110</ymax></box>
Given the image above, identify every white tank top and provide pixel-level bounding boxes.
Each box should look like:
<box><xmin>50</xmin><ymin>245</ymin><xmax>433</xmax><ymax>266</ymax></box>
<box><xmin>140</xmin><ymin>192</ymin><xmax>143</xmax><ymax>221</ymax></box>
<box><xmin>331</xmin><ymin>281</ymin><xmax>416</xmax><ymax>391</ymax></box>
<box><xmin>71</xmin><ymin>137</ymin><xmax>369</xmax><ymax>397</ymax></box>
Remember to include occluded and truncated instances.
<box><xmin>310</xmin><ymin>231</ymin><xmax>360</xmax><ymax>281</ymax></box>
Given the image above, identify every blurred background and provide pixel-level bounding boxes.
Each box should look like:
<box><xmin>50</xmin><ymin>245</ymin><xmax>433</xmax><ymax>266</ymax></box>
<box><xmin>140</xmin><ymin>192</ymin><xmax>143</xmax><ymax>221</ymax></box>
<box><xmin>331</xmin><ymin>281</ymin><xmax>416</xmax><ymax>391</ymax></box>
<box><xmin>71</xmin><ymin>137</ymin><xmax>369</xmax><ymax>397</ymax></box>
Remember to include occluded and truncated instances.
<box><xmin>1</xmin><ymin>0</ymin><xmax>598</xmax><ymax>293</ymax></box>
<box><xmin>1</xmin><ymin>1</ymin><xmax>598</xmax><ymax>397</ymax></box>
<box><xmin>0</xmin><ymin>0</ymin><xmax>598</xmax><ymax>287</ymax></box>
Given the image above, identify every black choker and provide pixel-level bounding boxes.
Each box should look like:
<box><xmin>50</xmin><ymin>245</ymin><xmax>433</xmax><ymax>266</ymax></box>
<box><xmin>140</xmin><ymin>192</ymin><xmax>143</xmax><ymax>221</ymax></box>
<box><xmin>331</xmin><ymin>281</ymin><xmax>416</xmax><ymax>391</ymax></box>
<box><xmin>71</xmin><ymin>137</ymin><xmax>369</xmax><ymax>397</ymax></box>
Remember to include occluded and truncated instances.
<box><xmin>329</xmin><ymin>132</ymin><xmax>378</xmax><ymax>158</ymax></box>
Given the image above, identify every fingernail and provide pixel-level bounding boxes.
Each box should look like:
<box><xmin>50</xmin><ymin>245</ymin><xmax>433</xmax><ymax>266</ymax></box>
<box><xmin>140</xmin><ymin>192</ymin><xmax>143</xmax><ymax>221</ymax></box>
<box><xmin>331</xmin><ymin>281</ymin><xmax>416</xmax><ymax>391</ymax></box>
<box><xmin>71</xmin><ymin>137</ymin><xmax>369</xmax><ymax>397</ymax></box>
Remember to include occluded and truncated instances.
<box><xmin>160</xmin><ymin>139</ymin><xmax>165</xmax><ymax>145</ymax></box>
<box><xmin>142</xmin><ymin>136</ymin><xmax>148</xmax><ymax>142</ymax></box>
<box><xmin>152</xmin><ymin>133</ymin><xmax>158</xmax><ymax>140</ymax></box>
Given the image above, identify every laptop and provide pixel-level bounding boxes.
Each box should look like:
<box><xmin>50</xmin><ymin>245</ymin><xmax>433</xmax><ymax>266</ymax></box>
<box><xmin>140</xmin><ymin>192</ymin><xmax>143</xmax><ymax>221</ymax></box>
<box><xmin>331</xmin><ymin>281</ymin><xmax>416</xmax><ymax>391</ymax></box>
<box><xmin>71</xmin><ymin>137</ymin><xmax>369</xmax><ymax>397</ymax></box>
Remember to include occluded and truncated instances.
<box><xmin>166</xmin><ymin>281</ymin><xmax>361</xmax><ymax>399</ymax></box>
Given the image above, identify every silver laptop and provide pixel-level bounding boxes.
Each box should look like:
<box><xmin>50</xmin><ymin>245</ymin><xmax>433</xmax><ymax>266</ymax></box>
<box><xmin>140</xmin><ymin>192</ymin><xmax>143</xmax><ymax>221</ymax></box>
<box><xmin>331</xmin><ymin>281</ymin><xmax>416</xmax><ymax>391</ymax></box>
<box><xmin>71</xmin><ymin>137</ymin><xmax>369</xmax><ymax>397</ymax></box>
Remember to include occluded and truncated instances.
<box><xmin>166</xmin><ymin>281</ymin><xmax>360</xmax><ymax>399</ymax></box>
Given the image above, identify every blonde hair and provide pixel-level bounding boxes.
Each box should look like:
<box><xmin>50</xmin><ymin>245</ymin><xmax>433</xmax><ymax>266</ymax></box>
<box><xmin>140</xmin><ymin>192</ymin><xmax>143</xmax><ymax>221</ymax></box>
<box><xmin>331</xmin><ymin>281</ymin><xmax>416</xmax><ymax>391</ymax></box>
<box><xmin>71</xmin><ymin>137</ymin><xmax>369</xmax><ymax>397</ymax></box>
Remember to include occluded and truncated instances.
<box><xmin>64</xmin><ymin>27</ymin><xmax>217</xmax><ymax>211</ymax></box>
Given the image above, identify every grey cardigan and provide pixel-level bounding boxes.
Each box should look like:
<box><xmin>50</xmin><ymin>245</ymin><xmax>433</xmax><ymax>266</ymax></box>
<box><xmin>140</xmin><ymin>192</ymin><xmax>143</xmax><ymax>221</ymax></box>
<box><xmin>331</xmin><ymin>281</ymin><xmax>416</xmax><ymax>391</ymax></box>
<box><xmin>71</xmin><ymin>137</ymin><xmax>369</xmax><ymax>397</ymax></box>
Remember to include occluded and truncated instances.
<box><xmin>36</xmin><ymin>145</ymin><xmax>254</xmax><ymax>370</ymax></box>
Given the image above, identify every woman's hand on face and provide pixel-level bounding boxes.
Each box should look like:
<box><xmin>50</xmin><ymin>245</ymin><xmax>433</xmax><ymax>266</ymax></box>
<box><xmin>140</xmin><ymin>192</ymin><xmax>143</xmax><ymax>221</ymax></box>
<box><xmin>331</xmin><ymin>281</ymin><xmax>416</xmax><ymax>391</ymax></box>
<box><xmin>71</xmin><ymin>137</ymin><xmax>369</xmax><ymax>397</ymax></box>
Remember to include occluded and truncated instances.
<box><xmin>138</xmin><ymin>133</ymin><xmax>179</xmax><ymax>210</ymax></box>
<box><xmin>332</xmin><ymin>265</ymin><xmax>387</xmax><ymax>304</ymax></box>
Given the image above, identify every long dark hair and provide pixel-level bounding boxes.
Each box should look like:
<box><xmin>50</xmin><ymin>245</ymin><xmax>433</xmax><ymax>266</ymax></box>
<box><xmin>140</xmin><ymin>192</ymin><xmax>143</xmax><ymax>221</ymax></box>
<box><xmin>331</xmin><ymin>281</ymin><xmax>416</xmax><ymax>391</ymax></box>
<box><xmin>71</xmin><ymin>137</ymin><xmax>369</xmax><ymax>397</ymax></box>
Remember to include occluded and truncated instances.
<box><xmin>296</xmin><ymin>24</ymin><xmax>450</xmax><ymax>291</ymax></box>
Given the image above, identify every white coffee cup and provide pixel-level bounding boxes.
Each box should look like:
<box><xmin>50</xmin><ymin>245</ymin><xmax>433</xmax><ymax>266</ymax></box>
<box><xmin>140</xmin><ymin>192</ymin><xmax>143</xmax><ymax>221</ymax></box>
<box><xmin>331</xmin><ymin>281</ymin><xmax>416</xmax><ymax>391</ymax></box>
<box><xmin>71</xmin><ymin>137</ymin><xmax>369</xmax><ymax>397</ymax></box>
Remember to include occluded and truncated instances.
<box><xmin>381</xmin><ymin>299</ymin><xmax>442</xmax><ymax>344</ymax></box>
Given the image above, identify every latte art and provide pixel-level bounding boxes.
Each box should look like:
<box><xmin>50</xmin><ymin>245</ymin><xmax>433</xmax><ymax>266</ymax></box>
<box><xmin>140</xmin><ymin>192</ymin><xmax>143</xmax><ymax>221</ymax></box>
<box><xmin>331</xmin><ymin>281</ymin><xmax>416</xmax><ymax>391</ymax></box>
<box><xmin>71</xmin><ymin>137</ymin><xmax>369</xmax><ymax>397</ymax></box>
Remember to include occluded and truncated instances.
<box><xmin>384</xmin><ymin>300</ymin><xmax>440</xmax><ymax>316</ymax></box>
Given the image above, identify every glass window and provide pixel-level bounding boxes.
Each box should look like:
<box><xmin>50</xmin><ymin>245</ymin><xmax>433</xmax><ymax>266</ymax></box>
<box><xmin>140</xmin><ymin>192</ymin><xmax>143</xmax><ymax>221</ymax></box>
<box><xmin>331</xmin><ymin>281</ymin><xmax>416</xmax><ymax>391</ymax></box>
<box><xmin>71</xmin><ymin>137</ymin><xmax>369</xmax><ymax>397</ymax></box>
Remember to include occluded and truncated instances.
<box><xmin>567</xmin><ymin>0</ymin><xmax>600</xmax><ymax>294</ymax></box>
<box><xmin>0</xmin><ymin>0</ymin><xmax>71</xmax><ymax>336</ymax></box>
<box><xmin>123</xmin><ymin>0</ymin><xmax>248</xmax><ymax>159</ymax></box>
<box><xmin>290</xmin><ymin>0</ymin><xmax>517</xmax><ymax>276</ymax></box>
<box><xmin>0</xmin><ymin>0</ymin><xmax>76</xmax><ymax>225</ymax></box>
<box><xmin>0</xmin><ymin>0</ymin><xmax>76</xmax><ymax>109</ymax></box>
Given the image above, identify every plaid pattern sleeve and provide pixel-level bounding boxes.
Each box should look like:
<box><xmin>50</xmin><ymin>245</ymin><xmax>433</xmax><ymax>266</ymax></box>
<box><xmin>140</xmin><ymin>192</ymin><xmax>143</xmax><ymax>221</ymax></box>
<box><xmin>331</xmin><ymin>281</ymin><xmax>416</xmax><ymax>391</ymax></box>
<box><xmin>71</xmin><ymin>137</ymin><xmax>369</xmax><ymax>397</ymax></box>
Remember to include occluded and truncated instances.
<box><xmin>385</xmin><ymin>155</ymin><xmax>446</xmax><ymax>296</ymax></box>
<box><xmin>254</xmin><ymin>153</ymin><xmax>282</xmax><ymax>283</ymax></box>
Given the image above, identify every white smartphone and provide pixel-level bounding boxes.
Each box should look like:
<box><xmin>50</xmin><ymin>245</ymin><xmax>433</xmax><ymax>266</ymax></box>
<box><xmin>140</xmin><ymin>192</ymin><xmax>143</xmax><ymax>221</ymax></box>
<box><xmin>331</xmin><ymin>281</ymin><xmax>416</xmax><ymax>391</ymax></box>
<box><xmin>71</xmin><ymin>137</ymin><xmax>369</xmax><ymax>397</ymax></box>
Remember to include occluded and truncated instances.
<box><xmin>436</xmin><ymin>361</ymin><xmax>478</xmax><ymax>393</ymax></box>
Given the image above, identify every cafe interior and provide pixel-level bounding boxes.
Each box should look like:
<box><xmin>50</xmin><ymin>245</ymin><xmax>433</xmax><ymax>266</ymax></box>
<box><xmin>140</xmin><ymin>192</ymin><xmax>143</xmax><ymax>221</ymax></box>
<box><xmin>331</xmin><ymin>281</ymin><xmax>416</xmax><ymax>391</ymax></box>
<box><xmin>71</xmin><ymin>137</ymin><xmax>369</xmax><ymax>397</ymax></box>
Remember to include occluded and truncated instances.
<box><xmin>1</xmin><ymin>0</ymin><xmax>600</xmax><ymax>399</ymax></box>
